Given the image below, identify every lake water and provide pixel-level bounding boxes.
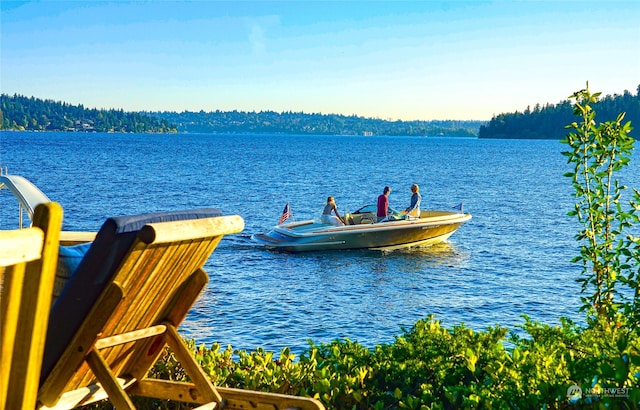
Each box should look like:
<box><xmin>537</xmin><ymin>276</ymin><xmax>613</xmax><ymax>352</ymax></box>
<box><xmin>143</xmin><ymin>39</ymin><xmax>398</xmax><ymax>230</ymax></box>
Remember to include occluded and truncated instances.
<box><xmin>1</xmin><ymin>131</ymin><xmax>639</xmax><ymax>354</ymax></box>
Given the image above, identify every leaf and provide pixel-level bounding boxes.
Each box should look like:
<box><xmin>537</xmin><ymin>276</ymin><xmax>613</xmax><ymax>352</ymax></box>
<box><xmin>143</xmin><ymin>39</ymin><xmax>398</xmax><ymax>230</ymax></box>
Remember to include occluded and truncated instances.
<box><xmin>600</xmin><ymin>362</ymin><xmax>615</xmax><ymax>378</ymax></box>
<box><xmin>464</xmin><ymin>348</ymin><xmax>478</xmax><ymax>373</ymax></box>
<box><xmin>613</xmin><ymin>356</ymin><xmax>629</xmax><ymax>383</ymax></box>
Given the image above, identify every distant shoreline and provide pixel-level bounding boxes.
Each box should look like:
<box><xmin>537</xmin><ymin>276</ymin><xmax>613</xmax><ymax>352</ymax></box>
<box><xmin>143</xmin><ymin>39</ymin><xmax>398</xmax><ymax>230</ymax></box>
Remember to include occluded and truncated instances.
<box><xmin>1</xmin><ymin>94</ymin><xmax>484</xmax><ymax>137</ymax></box>
<box><xmin>1</xmin><ymin>129</ymin><xmax>481</xmax><ymax>138</ymax></box>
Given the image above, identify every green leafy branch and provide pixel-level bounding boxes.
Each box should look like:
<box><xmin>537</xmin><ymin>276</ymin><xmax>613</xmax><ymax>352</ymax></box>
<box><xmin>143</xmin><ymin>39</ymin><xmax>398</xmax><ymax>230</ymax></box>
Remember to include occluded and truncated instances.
<box><xmin>562</xmin><ymin>83</ymin><xmax>639</xmax><ymax>328</ymax></box>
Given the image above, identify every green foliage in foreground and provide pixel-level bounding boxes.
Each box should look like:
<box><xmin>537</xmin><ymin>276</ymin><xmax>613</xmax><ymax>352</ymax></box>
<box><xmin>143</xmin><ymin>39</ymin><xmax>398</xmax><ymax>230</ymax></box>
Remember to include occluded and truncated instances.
<box><xmin>129</xmin><ymin>315</ymin><xmax>637</xmax><ymax>409</ymax></box>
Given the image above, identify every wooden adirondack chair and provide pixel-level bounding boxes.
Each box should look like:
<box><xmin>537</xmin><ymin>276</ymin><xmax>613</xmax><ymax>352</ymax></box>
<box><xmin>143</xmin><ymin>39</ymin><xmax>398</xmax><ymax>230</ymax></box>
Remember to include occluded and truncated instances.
<box><xmin>1</xmin><ymin>202</ymin><xmax>63</xmax><ymax>409</ymax></box>
<box><xmin>36</xmin><ymin>208</ymin><xmax>323</xmax><ymax>410</ymax></box>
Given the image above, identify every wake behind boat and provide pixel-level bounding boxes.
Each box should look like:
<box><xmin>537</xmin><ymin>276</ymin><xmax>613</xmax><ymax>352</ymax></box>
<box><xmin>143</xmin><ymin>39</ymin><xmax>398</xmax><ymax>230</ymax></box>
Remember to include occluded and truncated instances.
<box><xmin>251</xmin><ymin>204</ymin><xmax>472</xmax><ymax>252</ymax></box>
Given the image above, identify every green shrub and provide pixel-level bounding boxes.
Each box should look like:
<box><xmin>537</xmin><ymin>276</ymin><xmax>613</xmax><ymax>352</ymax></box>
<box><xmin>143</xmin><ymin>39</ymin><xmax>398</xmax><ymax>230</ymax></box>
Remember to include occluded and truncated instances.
<box><xmin>101</xmin><ymin>313</ymin><xmax>635</xmax><ymax>409</ymax></box>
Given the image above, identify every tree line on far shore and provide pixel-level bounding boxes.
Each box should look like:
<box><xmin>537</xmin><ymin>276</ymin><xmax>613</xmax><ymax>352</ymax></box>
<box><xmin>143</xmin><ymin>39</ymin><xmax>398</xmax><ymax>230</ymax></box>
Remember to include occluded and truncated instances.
<box><xmin>3</xmin><ymin>87</ymin><xmax>638</xmax><ymax>140</ymax></box>
<box><xmin>149</xmin><ymin>110</ymin><xmax>483</xmax><ymax>137</ymax></box>
<box><xmin>0</xmin><ymin>94</ymin><xmax>177</xmax><ymax>133</ymax></box>
<box><xmin>479</xmin><ymin>84</ymin><xmax>640</xmax><ymax>139</ymax></box>
<box><xmin>0</xmin><ymin>94</ymin><xmax>483</xmax><ymax>137</ymax></box>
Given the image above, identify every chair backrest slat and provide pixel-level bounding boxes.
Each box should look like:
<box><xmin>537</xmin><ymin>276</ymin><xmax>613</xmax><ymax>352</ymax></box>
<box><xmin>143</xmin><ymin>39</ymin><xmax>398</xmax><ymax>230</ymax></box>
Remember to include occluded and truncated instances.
<box><xmin>1</xmin><ymin>203</ymin><xmax>63</xmax><ymax>409</ymax></box>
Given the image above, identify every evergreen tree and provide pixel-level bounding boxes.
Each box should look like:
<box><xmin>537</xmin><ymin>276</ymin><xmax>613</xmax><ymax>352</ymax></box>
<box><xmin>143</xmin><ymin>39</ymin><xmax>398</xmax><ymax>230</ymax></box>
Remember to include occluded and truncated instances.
<box><xmin>479</xmin><ymin>86</ymin><xmax>639</xmax><ymax>140</ymax></box>
<box><xmin>0</xmin><ymin>94</ymin><xmax>177</xmax><ymax>133</ymax></box>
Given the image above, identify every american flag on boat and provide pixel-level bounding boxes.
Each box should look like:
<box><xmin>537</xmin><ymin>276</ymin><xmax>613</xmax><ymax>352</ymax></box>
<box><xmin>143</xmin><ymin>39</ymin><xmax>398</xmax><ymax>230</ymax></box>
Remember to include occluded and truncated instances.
<box><xmin>278</xmin><ymin>203</ymin><xmax>291</xmax><ymax>224</ymax></box>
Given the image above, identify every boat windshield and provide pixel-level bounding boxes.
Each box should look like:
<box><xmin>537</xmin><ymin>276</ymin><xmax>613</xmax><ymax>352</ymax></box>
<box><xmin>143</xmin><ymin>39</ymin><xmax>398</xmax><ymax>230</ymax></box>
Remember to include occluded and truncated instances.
<box><xmin>352</xmin><ymin>204</ymin><xmax>400</xmax><ymax>215</ymax></box>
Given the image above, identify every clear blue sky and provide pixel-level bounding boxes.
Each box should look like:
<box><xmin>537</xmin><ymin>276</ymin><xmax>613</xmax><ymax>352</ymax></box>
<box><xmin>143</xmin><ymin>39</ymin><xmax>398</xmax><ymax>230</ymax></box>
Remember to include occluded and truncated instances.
<box><xmin>1</xmin><ymin>1</ymin><xmax>638</xmax><ymax>120</ymax></box>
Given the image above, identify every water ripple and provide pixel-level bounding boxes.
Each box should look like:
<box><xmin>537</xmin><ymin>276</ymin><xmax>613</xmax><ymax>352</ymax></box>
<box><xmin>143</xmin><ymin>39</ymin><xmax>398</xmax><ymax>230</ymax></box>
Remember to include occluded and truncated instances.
<box><xmin>2</xmin><ymin>132</ymin><xmax>638</xmax><ymax>354</ymax></box>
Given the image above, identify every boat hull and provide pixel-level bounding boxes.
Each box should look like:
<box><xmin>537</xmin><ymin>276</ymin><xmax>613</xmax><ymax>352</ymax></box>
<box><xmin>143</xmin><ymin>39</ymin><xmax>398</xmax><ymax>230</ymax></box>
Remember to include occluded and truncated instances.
<box><xmin>251</xmin><ymin>210</ymin><xmax>471</xmax><ymax>252</ymax></box>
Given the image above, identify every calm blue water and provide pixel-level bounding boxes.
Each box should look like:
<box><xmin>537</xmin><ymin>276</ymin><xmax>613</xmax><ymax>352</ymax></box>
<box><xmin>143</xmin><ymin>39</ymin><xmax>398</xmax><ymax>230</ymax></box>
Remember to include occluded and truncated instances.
<box><xmin>2</xmin><ymin>131</ymin><xmax>639</xmax><ymax>354</ymax></box>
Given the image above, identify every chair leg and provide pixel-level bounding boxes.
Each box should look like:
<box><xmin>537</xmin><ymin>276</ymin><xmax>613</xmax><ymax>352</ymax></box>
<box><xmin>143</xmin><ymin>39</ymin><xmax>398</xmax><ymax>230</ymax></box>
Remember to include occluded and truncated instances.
<box><xmin>86</xmin><ymin>350</ymin><xmax>136</xmax><ymax>409</ymax></box>
<box><xmin>164</xmin><ymin>324</ymin><xmax>224</xmax><ymax>405</ymax></box>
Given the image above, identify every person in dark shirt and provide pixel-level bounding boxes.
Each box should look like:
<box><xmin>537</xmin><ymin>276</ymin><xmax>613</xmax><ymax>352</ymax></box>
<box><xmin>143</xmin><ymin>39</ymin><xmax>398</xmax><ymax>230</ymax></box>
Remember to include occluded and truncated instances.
<box><xmin>377</xmin><ymin>186</ymin><xmax>391</xmax><ymax>222</ymax></box>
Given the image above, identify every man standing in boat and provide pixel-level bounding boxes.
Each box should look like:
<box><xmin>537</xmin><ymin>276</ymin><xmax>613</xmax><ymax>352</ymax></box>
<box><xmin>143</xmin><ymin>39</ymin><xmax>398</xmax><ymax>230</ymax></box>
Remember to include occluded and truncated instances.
<box><xmin>404</xmin><ymin>184</ymin><xmax>421</xmax><ymax>218</ymax></box>
<box><xmin>377</xmin><ymin>186</ymin><xmax>391</xmax><ymax>222</ymax></box>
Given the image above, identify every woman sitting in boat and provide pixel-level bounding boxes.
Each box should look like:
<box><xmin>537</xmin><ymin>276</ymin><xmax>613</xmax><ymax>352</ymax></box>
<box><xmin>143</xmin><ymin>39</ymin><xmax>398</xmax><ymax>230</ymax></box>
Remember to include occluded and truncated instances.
<box><xmin>321</xmin><ymin>196</ymin><xmax>345</xmax><ymax>226</ymax></box>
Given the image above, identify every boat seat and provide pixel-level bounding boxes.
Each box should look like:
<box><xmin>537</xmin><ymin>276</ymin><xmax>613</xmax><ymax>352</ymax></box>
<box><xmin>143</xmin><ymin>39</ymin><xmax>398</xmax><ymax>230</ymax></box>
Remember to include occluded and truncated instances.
<box><xmin>359</xmin><ymin>214</ymin><xmax>375</xmax><ymax>224</ymax></box>
<box><xmin>343</xmin><ymin>212</ymin><xmax>354</xmax><ymax>226</ymax></box>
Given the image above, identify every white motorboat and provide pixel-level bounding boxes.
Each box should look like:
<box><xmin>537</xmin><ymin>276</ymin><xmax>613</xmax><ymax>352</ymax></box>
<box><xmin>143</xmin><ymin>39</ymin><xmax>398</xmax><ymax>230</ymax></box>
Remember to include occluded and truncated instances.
<box><xmin>251</xmin><ymin>204</ymin><xmax>471</xmax><ymax>252</ymax></box>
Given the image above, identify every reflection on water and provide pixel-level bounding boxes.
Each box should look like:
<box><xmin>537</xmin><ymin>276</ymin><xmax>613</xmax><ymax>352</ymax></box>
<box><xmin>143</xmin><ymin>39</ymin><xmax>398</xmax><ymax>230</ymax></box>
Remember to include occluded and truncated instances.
<box><xmin>183</xmin><ymin>240</ymin><xmax>479</xmax><ymax>352</ymax></box>
<box><xmin>385</xmin><ymin>242</ymin><xmax>471</xmax><ymax>267</ymax></box>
